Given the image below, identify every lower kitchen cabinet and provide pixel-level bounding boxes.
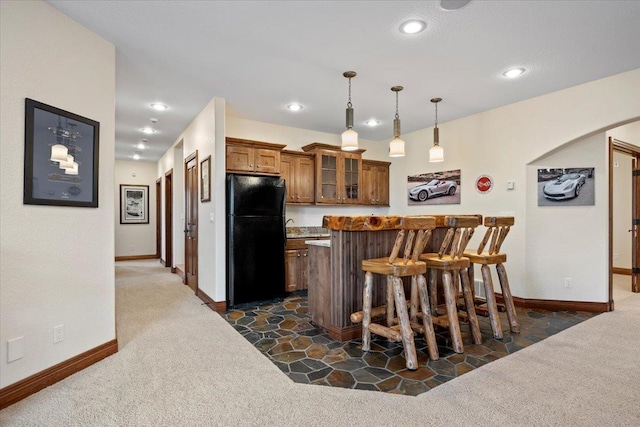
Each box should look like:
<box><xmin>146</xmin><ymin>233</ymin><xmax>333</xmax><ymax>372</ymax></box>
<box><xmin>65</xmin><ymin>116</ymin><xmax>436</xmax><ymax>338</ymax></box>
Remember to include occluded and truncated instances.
<box><xmin>285</xmin><ymin>248</ymin><xmax>308</xmax><ymax>292</ymax></box>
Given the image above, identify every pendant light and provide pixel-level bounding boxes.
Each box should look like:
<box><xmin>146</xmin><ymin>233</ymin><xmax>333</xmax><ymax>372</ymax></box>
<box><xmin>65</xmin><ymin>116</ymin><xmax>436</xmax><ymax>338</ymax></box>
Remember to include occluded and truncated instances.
<box><xmin>341</xmin><ymin>71</ymin><xmax>358</xmax><ymax>151</ymax></box>
<box><xmin>389</xmin><ymin>86</ymin><xmax>405</xmax><ymax>157</ymax></box>
<box><xmin>429</xmin><ymin>97</ymin><xmax>444</xmax><ymax>162</ymax></box>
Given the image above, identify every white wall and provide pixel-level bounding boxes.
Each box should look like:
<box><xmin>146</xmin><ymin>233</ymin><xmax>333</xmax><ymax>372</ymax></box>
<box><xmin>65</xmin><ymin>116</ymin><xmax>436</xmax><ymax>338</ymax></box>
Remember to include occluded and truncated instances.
<box><xmin>527</xmin><ymin>133</ymin><xmax>607</xmax><ymax>301</ymax></box>
<box><xmin>0</xmin><ymin>1</ymin><xmax>115</xmax><ymax>387</ymax></box>
<box><xmin>115</xmin><ymin>160</ymin><xmax>157</xmax><ymax>257</ymax></box>
<box><xmin>157</xmin><ymin>98</ymin><xmax>220</xmax><ymax>299</ymax></box>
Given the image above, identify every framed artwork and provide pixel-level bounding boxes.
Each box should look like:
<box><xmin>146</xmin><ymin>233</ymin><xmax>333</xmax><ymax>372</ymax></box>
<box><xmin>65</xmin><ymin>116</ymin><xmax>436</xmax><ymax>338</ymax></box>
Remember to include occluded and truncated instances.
<box><xmin>537</xmin><ymin>167</ymin><xmax>595</xmax><ymax>206</ymax></box>
<box><xmin>407</xmin><ymin>169</ymin><xmax>461</xmax><ymax>205</ymax></box>
<box><xmin>23</xmin><ymin>98</ymin><xmax>100</xmax><ymax>207</ymax></box>
<box><xmin>120</xmin><ymin>184</ymin><xmax>149</xmax><ymax>224</ymax></box>
<box><xmin>200</xmin><ymin>155</ymin><xmax>211</xmax><ymax>202</ymax></box>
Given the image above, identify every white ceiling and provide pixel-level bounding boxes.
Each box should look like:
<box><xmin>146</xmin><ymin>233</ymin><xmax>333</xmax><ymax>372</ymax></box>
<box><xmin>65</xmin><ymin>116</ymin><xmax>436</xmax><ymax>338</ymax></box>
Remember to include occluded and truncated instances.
<box><xmin>46</xmin><ymin>0</ymin><xmax>640</xmax><ymax>162</ymax></box>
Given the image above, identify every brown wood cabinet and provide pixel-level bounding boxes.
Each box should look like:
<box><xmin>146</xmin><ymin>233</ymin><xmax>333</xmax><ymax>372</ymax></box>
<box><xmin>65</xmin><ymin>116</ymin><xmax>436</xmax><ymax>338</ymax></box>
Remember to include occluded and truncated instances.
<box><xmin>302</xmin><ymin>143</ymin><xmax>363</xmax><ymax>205</ymax></box>
<box><xmin>362</xmin><ymin>160</ymin><xmax>390</xmax><ymax>206</ymax></box>
<box><xmin>285</xmin><ymin>238</ymin><xmax>311</xmax><ymax>292</ymax></box>
<box><xmin>280</xmin><ymin>151</ymin><xmax>315</xmax><ymax>204</ymax></box>
<box><xmin>226</xmin><ymin>137</ymin><xmax>285</xmax><ymax>175</ymax></box>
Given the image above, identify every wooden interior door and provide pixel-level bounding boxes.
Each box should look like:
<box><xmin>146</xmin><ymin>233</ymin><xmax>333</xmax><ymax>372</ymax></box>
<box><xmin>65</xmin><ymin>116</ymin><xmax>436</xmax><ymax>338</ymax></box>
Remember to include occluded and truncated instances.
<box><xmin>156</xmin><ymin>178</ymin><xmax>161</xmax><ymax>258</ymax></box>
<box><xmin>185</xmin><ymin>153</ymin><xmax>198</xmax><ymax>293</ymax></box>
<box><xmin>633</xmin><ymin>157</ymin><xmax>640</xmax><ymax>292</ymax></box>
<box><xmin>164</xmin><ymin>170</ymin><xmax>173</xmax><ymax>268</ymax></box>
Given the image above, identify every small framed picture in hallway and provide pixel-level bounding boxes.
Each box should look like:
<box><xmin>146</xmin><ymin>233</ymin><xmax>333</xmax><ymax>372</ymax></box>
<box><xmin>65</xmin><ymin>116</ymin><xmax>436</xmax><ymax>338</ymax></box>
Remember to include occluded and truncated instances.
<box><xmin>120</xmin><ymin>184</ymin><xmax>149</xmax><ymax>224</ymax></box>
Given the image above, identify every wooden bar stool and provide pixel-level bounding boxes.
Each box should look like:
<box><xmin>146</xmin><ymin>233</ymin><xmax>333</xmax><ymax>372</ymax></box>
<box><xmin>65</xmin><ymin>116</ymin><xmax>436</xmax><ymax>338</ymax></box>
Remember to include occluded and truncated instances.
<box><xmin>351</xmin><ymin>216</ymin><xmax>439</xmax><ymax>370</ymax></box>
<box><xmin>464</xmin><ymin>216</ymin><xmax>520</xmax><ymax>339</ymax></box>
<box><xmin>418</xmin><ymin>216</ymin><xmax>482</xmax><ymax>354</ymax></box>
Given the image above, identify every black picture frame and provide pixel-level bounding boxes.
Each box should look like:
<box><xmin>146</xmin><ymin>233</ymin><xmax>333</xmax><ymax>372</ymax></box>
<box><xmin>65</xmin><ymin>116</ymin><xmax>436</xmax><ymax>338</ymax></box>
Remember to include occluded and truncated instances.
<box><xmin>24</xmin><ymin>98</ymin><xmax>100</xmax><ymax>207</ymax></box>
<box><xmin>120</xmin><ymin>184</ymin><xmax>150</xmax><ymax>224</ymax></box>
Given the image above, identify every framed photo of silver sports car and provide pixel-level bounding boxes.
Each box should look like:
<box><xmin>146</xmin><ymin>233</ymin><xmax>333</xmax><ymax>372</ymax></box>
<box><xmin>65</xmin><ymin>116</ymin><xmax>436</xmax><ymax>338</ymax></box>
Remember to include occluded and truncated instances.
<box><xmin>537</xmin><ymin>167</ymin><xmax>595</xmax><ymax>206</ymax></box>
<box><xmin>407</xmin><ymin>169</ymin><xmax>461</xmax><ymax>205</ymax></box>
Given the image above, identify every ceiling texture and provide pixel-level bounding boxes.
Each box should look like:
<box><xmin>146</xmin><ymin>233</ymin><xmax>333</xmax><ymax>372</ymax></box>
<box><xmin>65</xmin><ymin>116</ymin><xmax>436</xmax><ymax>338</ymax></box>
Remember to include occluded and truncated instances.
<box><xmin>46</xmin><ymin>0</ymin><xmax>640</xmax><ymax>161</ymax></box>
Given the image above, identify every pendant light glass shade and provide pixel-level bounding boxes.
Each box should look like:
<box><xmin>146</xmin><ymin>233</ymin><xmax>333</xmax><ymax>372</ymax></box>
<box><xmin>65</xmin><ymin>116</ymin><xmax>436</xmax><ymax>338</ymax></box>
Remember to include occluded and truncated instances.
<box><xmin>389</xmin><ymin>86</ymin><xmax>405</xmax><ymax>157</ymax></box>
<box><xmin>341</xmin><ymin>71</ymin><xmax>359</xmax><ymax>151</ymax></box>
<box><xmin>341</xmin><ymin>128</ymin><xmax>358</xmax><ymax>151</ymax></box>
<box><xmin>429</xmin><ymin>98</ymin><xmax>444</xmax><ymax>162</ymax></box>
<box><xmin>50</xmin><ymin>144</ymin><xmax>68</xmax><ymax>162</ymax></box>
<box><xmin>429</xmin><ymin>144</ymin><xmax>444</xmax><ymax>162</ymax></box>
<box><xmin>59</xmin><ymin>154</ymin><xmax>75</xmax><ymax>169</ymax></box>
<box><xmin>389</xmin><ymin>137</ymin><xmax>405</xmax><ymax>157</ymax></box>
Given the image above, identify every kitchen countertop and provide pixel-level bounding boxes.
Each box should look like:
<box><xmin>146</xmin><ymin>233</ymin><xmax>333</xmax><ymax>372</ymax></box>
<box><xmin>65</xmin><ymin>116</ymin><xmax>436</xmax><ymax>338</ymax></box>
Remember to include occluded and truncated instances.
<box><xmin>286</xmin><ymin>226</ymin><xmax>329</xmax><ymax>239</ymax></box>
<box><xmin>305</xmin><ymin>239</ymin><xmax>330</xmax><ymax>247</ymax></box>
<box><xmin>322</xmin><ymin>214</ymin><xmax>483</xmax><ymax>231</ymax></box>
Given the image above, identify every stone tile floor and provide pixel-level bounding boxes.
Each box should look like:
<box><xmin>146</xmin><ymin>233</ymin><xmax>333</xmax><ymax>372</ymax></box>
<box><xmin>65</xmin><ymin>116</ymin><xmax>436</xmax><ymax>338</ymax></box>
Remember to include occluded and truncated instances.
<box><xmin>221</xmin><ymin>293</ymin><xmax>597</xmax><ymax>396</ymax></box>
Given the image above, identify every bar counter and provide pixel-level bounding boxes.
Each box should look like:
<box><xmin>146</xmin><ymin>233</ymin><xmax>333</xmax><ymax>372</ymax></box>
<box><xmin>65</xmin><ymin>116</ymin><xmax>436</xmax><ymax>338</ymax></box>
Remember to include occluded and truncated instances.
<box><xmin>308</xmin><ymin>214</ymin><xmax>480</xmax><ymax>341</ymax></box>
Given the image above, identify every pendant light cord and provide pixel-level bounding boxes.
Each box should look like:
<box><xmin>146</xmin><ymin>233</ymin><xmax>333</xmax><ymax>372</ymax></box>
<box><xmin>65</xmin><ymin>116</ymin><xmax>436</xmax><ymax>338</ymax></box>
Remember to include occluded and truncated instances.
<box><xmin>435</xmin><ymin>101</ymin><xmax>438</xmax><ymax>128</ymax></box>
<box><xmin>347</xmin><ymin>77</ymin><xmax>352</xmax><ymax>108</ymax></box>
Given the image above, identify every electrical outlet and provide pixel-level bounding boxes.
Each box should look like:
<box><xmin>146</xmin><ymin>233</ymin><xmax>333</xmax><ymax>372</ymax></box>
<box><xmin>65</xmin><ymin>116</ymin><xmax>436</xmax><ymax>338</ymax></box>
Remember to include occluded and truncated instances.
<box><xmin>7</xmin><ymin>337</ymin><xmax>24</xmax><ymax>362</ymax></box>
<box><xmin>54</xmin><ymin>325</ymin><xmax>64</xmax><ymax>344</ymax></box>
<box><xmin>613</xmin><ymin>253</ymin><xmax>619</xmax><ymax>260</ymax></box>
<box><xmin>564</xmin><ymin>278</ymin><xmax>572</xmax><ymax>288</ymax></box>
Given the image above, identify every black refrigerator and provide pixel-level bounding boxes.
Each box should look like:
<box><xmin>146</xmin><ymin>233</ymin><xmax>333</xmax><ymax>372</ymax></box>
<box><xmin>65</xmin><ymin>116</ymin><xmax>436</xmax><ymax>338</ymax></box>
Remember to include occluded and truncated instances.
<box><xmin>226</xmin><ymin>174</ymin><xmax>286</xmax><ymax>307</ymax></box>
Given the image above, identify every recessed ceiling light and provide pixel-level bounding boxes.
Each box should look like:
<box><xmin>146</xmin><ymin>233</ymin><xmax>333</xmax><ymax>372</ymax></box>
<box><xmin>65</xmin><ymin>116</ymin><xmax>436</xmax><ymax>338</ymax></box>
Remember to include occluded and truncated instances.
<box><xmin>136</xmin><ymin>142</ymin><xmax>146</xmax><ymax>150</ymax></box>
<box><xmin>140</xmin><ymin>127</ymin><xmax>156</xmax><ymax>134</ymax></box>
<box><xmin>503</xmin><ymin>67</ymin><xmax>526</xmax><ymax>78</ymax></box>
<box><xmin>365</xmin><ymin>119</ymin><xmax>380</xmax><ymax>127</ymax></box>
<box><xmin>440</xmin><ymin>0</ymin><xmax>472</xmax><ymax>11</ymax></box>
<box><xmin>150</xmin><ymin>103</ymin><xmax>168</xmax><ymax>111</ymax></box>
<box><xmin>399</xmin><ymin>20</ymin><xmax>426</xmax><ymax>34</ymax></box>
<box><xmin>133</xmin><ymin>153</ymin><xmax>141</xmax><ymax>160</ymax></box>
<box><xmin>287</xmin><ymin>103</ymin><xmax>303</xmax><ymax>111</ymax></box>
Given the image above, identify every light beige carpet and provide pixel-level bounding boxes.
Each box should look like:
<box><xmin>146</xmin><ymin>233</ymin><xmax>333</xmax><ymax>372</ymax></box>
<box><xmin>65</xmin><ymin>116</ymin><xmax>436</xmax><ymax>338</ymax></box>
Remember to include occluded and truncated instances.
<box><xmin>1</xmin><ymin>260</ymin><xmax>639</xmax><ymax>426</ymax></box>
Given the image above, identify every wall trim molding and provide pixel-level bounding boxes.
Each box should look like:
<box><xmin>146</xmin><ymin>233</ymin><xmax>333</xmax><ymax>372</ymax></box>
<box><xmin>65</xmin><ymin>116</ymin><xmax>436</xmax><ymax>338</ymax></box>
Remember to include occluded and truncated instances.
<box><xmin>612</xmin><ymin>267</ymin><xmax>632</xmax><ymax>276</ymax></box>
<box><xmin>196</xmin><ymin>289</ymin><xmax>227</xmax><ymax>312</ymax></box>
<box><xmin>0</xmin><ymin>339</ymin><xmax>118</xmax><ymax>410</ymax></box>
<box><xmin>495</xmin><ymin>293</ymin><xmax>609</xmax><ymax>313</ymax></box>
<box><xmin>115</xmin><ymin>254</ymin><xmax>158</xmax><ymax>262</ymax></box>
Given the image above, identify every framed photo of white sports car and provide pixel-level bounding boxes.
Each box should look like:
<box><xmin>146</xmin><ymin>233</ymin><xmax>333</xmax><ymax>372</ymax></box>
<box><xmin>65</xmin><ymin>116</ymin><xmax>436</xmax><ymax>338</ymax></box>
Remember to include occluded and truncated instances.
<box><xmin>407</xmin><ymin>169</ymin><xmax>461</xmax><ymax>205</ymax></box>
<box><xmin>537</xmin><ymin>167</ymin><xmax>595</xmax><ymax>206</ymax></box>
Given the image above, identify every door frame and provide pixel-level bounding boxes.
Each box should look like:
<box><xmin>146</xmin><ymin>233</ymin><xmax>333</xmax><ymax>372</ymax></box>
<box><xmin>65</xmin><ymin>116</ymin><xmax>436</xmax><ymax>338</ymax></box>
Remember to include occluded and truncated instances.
<box><xmin>164</xmin><ymin>169</ymin><xmax>173</xmax><ymax>269</ymax></box>
<box><xmin>609</xmin><ymin>137</ymin><xmax>640</xmax><ymax>308</ymax></box>
<box><xmin>184</xmin><ymin>151</ymin><xmax>199</xmax><ymax>293</ymax></box>
<box><xmin>156</xmin><ymin>178</ymin><xmax>161</xmax><ymax>259</ymax></box>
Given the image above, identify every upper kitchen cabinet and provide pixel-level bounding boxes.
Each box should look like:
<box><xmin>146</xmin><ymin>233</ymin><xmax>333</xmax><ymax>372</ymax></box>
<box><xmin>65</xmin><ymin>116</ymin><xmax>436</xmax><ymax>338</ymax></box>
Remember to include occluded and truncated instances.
<box><xmin>302</xmin><ymin>143</ymin><xmax>363</xmax><ymax>205</ymax></box>
<box><xmin>280</xmin><ymin>151</ymin><xmax>315</xmax><ymax>204</ymax></box>
<box><xmin>362</xmin><ymin>160</ymin><xmax>390</xmax><ymax>206</ymax></box>
<box><xmin>226</xmin><ymin>137</ymin><xmax>286</xmax><ymax>175</ymax></box>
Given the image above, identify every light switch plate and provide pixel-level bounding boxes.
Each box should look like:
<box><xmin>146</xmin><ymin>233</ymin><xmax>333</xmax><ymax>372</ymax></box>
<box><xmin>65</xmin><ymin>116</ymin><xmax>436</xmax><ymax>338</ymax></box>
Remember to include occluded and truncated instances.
<box><xmin>507</xmin><ymin>181</ymin><xmax>515</xmax><ymax>190</ymax></box>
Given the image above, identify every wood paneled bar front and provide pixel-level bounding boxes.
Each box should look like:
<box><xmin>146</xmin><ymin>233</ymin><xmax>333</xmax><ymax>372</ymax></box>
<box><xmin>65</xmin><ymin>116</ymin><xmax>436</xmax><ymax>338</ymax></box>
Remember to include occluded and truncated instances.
<box><xmin>310</xmin><ymin>214</ymin><xmax>481</xmax><ymax>341</ymax></box>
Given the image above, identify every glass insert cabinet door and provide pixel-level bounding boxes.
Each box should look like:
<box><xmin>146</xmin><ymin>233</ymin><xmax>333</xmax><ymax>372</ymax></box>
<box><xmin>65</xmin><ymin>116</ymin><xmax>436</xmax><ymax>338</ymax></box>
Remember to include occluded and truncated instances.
<box><xmin>343</xmin><ymin>156</ymin><xmax>359</xmax><ymax>202</ymax></box>
<box><xmin>320</xmin><ymin>153</ymin><xmax>338</xmax><ymax>201</ymax></box>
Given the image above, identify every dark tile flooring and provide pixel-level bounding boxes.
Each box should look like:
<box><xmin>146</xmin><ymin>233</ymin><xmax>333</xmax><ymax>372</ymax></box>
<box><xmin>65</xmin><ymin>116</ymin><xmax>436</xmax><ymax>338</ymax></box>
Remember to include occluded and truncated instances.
<box><xmin>222</xmin><ymin>293</ymin><xmax>597</xmax><ymax>396</ymax></box>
